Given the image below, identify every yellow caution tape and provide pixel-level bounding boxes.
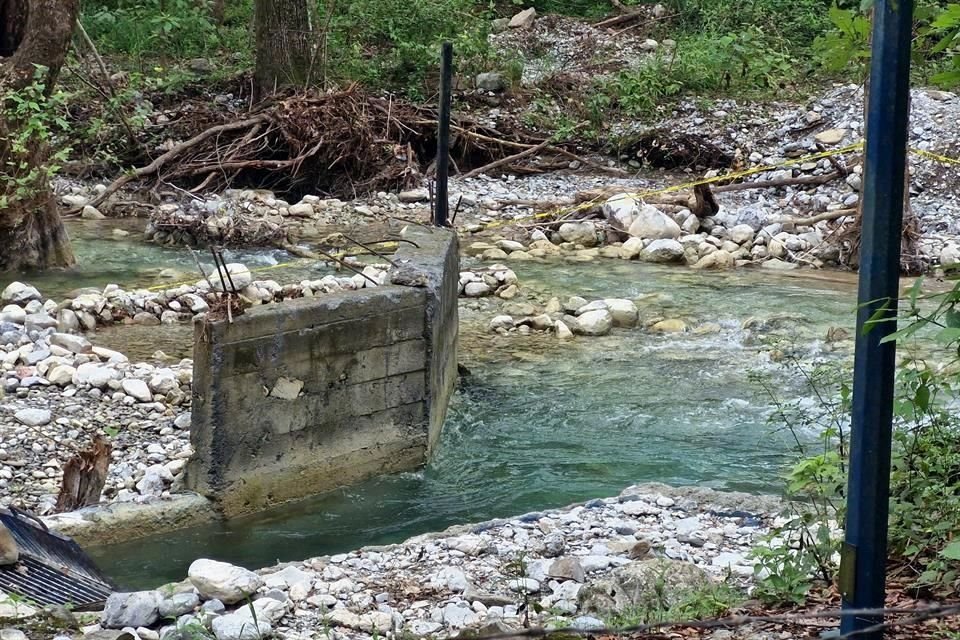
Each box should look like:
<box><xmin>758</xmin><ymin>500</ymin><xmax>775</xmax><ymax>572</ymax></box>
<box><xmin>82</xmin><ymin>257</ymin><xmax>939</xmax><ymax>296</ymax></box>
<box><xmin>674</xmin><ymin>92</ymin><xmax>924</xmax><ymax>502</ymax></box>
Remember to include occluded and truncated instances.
<box><xmin>137</xmin><ymin>141</ymin><xmax>959</xmax><ymax>294</ymax></box>
<box><xmin>910</xmin><ymin>147</ymin><xmax>960</xmax><ymax>166</ymax></box>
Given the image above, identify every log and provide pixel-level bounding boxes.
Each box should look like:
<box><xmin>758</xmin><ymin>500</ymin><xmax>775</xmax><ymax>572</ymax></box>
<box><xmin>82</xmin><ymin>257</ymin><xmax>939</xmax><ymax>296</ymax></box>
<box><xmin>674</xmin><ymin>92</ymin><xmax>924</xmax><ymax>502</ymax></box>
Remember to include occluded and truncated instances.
<box><xmin>55</xmin><ymin>436</ymin><xmax>112</xmax><ymax>513</ymax></box>
<box><xmin>462</xmin><ymin>139</ymin><xmax>551</xmax><ymax>179</ymax></box>
<box><xmin>769</xmin><ymin>208</ymin><xmax>858</xmax><ymax>225</ymax></box>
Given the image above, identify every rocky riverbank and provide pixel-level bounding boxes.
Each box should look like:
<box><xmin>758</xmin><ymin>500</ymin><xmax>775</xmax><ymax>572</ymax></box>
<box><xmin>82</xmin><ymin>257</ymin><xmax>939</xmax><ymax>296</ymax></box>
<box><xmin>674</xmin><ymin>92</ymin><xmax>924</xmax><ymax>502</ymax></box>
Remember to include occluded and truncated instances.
<box><xmin>2</xmin><ymin>484</ymin><xmax>782</xmax><ymax>640</ymax></box>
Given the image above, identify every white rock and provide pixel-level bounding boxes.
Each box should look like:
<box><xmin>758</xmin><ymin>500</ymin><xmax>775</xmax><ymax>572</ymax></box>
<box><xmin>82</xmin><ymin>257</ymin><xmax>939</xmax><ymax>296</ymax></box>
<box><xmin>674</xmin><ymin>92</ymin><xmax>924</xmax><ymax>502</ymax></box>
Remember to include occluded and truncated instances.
<box><xmin>1</xmin><ymin>282</ymin><xmax>41</xmax><ymax>304</ymax></box>
<box><xmin>188</xmin><ymin>559</ymin><xmax>264</xmax><ymax>605</ymax></box>
<box><xmin>602</xmin><ymin>299</ymin><xmax>638</xmax><ymax>327</ymax></box>
<box><xmin>47</xmin><ymin>364</ymin><xmax>76</xmax><ymax>386</ymax></box>
<box><xmin>558</xmin><ymin>221</ymin><xmax>597</xmax><ymax>247</ymax></box>
<box><xmin>81</xmin><ymin>205</ymin><xmax>106</xmax><ymax>220</ymax></box>
<box><xmin>441</xmin><ymin>603</ymin><xmax>481</xmax><ymax>629</ymax></box>
<box><xmin>15</xmin><ymin>409</ymin><xmax>52</xmax><ymax>427</ymax></box>
<box><xmin>212</xmin><ymin>613</ymin><xmax>272</xmax><ymax>640</ymax></box>
<box><xmin>49</xmin><ymin>333</ymin><xmax>92</xmax><ymax>354</ymax></box>
<box><xmin>627</xmin><ymin>205</ymin><xmax>681</xmax><ymax>240</ymax></box>
<box><xmin>729</xmin><ymin>224</ymin><xmax>756</xmax><ymax>245</ymax></box>
<box><xmin>73</xmin><ymin>363</ymin><xmax>121</xmax><ymax>388</ymax></box>
<box><xmin>0</xmin><ymin>304</ymin><xmax>25</xmax><ymax>325</ymax></box>
<box><xmin>639</xmin><ymin>239</ymin><xmax>684</xmax><ymax>263</ymax></box>
<box><xmin>618</xmin><ymin>237</ymin><xmax>645</xmax><ymax>260</ymax></box>
<box><xmin>464</xmin><ymin>282</ymin><xmax>492</xmax><ymax>297</ymax></box>
<box><xmin>574</xmin><ymin>310</ymin><xmax>612</xmax><ymax>336</ymax></box>
<box><xmin>508</xmin><ymin>6</ymin><xmax>536</xmax><ymax>28</ymax></box>
<box><xmin>122</xmin><ymin>379</ymin><xmax>153</xmax><ymax>402</ymax></box>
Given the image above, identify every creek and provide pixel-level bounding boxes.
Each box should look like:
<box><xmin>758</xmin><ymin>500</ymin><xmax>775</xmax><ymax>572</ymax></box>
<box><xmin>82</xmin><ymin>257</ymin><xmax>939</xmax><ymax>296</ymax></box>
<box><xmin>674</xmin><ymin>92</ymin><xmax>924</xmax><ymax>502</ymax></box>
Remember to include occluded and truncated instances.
<box><xmin>78</xmin><ymin>253</ymin><xmax>859</xmax><ymax>589</ymax></box>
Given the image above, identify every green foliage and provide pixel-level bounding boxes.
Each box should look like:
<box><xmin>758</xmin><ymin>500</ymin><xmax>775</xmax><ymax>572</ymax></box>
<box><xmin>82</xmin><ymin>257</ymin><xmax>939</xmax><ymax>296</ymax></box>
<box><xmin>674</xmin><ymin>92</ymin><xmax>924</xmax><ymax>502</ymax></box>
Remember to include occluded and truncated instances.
<box><xmin>597</xmin><ymin>29</ymin><xmax>798</xmax><ymax>118</ymax></box>
<box><xmin>81</xmin><ymin>0</ymin><xmax>238</xmax><ymax>59</ymax></box>
<box><xmin>814</xmin><ymin>2</ymin><xmax>960</xmax><ymax>87</ymax></box>
<box><xmin>666</xmin><ymin>0</ymin><xmax>832</xmax><ymax>49</ymax></box>
<box><xmin>0</xmin><ymin>69</ymin><xmax>72</xmax><ymax>210</ymax></box>
<box><xmin>606</xmin><ymin>579</ymin><xmax>744</xmax><ymax>627</ymax></box>
<box><xmin>323</xmin><ymin>0</ymin><xmax>493</xmax><ymax>97</ymax></box>
<box><xmin>751</xmin><ymin>280</ymin><xmax>960</xmax><ymax>604</ymax></box>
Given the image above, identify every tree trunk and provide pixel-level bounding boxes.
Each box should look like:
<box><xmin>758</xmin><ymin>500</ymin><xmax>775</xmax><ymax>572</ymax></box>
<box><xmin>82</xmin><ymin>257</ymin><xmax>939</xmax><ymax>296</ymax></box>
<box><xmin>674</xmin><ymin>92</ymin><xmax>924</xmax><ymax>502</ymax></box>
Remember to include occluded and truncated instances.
<box><xmin>253</xmin><ymin>0</ymin><xmax>313</xmax><ymax>100</ymax></box>
<box><xmin>55</xmin><ymin>437</ymin><xmax>112</xmax><ymax>513</ymax></box>
<box><xmin>0</xmin><ymin>0</ymin><xmax>77</xmax><ymax>271</ymax></box>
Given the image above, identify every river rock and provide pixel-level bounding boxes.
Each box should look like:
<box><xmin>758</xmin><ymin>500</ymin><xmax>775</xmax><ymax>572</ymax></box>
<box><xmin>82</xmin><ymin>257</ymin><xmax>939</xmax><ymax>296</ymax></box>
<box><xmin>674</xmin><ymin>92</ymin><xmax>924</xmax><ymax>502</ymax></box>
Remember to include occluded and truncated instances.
<box><xmin>24</xmin><ymin>312</ymin><xmax>57</xmax><ymax>332</ymax></box>
<box><xmin>464</xmin><ymin>282</ymin><xmax>492</xmax><ymax>297</ymax></box>
<box><xmin>122</xmin><ymin>379</ymin><xmax>153</xmax><ymax>402</ymax></box>
<box><xmin>2</xmin><ymin>282</ymin><xmax>41</xmax><ymax>304</ymax></box>
<box><xmin>558</xmin><ymin>221</ymin><xmax>598</xmax><ymax>247</ymax></box>
<box><xmin>619</xmin><ymin>237</ymin><xmax>645</xmax><ymax>259</ymax></box>
<box><xmin>101</xmin><ymin>591</ymin><xmax>162</xmax><ymax>629</ymax></box>
<box><xmin>578</xmin><ymin>559</ymin><xmax>709</xmax><ymax>614</ymax></box>
<box><xmin>158</xmin><ymin>592</ymin><xmax>200</xmax><ymax>618</ymax></box>
<box><xmin>639</xmin><ymin>239</ymin><xmax>684</xmax><ymax>263</ymax></box>
<box><xmin>729</xmin><ymin>224</ymin><xmax>756</xmax><ymax>245</ymax></box>
<box><xmin>476</xmin><ymin>72</ymin><xmax>507</xmax><ymax>92</ymax></box>
<box><xmin>73</xmin><ymin>363</ymin><xmax>121</xmax><ymax>388</ymax></box>
<box><xmin>148</xmin><ymin>369</ymin><xmax>178</xmax><ymax>394</ymax></box>
<box><xmin>574</xmin><ymin>310</ymin><xmax>613</xmax><ymax>336</ymax></box>
<box><xmin>211</xmin><ymin>613</ymin><xmax>272</xmax><ymax>640</ymax></box>
<box><xmin>549</xmin><ymin>557</ymin><xmax>586</xmax><ymax>583</ymax></box>
<box><xmin>188</xmin><ymin>559</ymin><xmax>264</xmax><ymax>605</ymax></box>
<box><xmin>627</xmin><ymin>205</ymin><xmax>680</xmax><ymax>240</ymax></box>
<box><xmin>0</xmin><ymin>304</ymin><xmax>25</xmax><ymax>325</ymax></box>
<box><xmin>692</xmin><ymin>250</ymin><xmax>735</xmax><ymax>270</ymax></box>
<box><xmin>555</xmin><ymin>319</ymin><xmax>573</xmax><ymax>340</ymax></box>
<box><xmin>650</xmin><ymin>319</ymin><xmax>687</xmax><ymax>333</ymax></box>
<box><xmin>603</xmin><ymin>299</ymin><xmax>638</xmax><ymax>327</ymax></box>
<box><xmin>761</xmin><ymin>258</ymin><xmax>799</xmax><ymax>271</ymax></box>
<box><xmin>602</xmin><ymin>194</ymin><xmax>638</xmax><ymax>230</ymax></box>
<box><xmin>14</xmin><ymin>408</ymin><xmax>51</xmax><ymax>427</ymax></box>
<box><xmin>233</xmin><ymin>597</ymin><xmax>288</xmax><ymax>624</ymax></box>
<box><xmin>941</xmin><ymin>245</ymin><xmax>960</xmax><ymax>268</ymax></box>
<box><xmin>46</xmin><ymin>364</ymin><xmax>76</xmax><ymax>386</ymax></box>
<box><xmin>49</xmin><ymin>333</ymin><xmax>92</xmax><ymax>354</ymax></box>
<box><xmin>814</xmin><ymin>128</ymin><xmax>847</xmax><ymax>145</ymax></box>
<box><xmin>509</xmin><ymin>6</ymin><xmax>536</xmax><ymax>28</ymax></box>
<box><xmin>133</xmin><ymin>312</ymin><xmax>161</xmax><ymax>326</ymax></box>
<box><xmin>206</xmin><ymin>264</ymin><xmax>252</xmax><ymax>291</ymax></box>
<box><xmin>81</xmin><ymin>205</ymin><xmax>106</xmax><ymax>220</ymax></box>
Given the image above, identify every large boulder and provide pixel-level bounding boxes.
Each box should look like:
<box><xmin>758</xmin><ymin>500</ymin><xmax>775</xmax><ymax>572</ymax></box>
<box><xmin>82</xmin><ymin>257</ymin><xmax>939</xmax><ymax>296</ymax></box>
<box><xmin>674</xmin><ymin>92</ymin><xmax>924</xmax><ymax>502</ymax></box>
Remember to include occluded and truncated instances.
<box><xmin>602</xmin><ymin>194</ymin><xmax>639</xmax><ymax>230</ymax></box>
<box><xmin>627</xmin><ymin>205</ymin><xmax>681</xmax><ymax>240</ymax></box>
<box><xmin>211</xmin><ymin>612</ymin><xmax>273</xmax><ymax>640</ymax></box>
<box><xmin>639</xmin><ymin>239</ymin><xmax>684</xmax><ymax>263</ymax></box>
<box><xmin>574</xmin><ymin>310</ymin><xmax>613</xmax><ymax>336</ymax></box>
<box><xmin>558</xmin><ymin>221</ymin><xmax>598</xmax><ymax>247</ymax></box>
<box><xmin>1</xmin><ymin>282</ymin><xmax>41</xmax><ymax>304</ymax></box>
<box><xmin>188</xmin><ymin>559</ymin><xmax>264</xmax><ymax>605</ymax></box>
<box><xmin>101</xmin><ymin>591</ymin><xmax>162</xmax><ymax>629</ymax></box>
<box><xmin>603</xmin><ymin>299</ymin><xmax>639</xmax><ymax>328</ymax></box>
<box><xmin>578</xmin><ymin>559</ymin><xmax>710</xmax><ymax>614</ymax></box>
<box><xmin>509</xmin><ymin>6</ymin><xmax>536</xmax><ymax>28</ymax></box>
<box><xmin>692</xmin><ymin>249</ymin><xmax>735</xmax><ymax>270</ymax></box>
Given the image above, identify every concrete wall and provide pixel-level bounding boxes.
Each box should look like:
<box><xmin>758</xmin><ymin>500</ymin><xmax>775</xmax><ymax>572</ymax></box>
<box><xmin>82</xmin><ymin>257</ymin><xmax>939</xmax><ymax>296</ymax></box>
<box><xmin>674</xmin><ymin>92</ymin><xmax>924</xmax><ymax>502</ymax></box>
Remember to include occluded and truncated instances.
<box><xmin>185</xmin><ymin>229</ymin><xmax>458</xmax><ymax>516</ymax></box>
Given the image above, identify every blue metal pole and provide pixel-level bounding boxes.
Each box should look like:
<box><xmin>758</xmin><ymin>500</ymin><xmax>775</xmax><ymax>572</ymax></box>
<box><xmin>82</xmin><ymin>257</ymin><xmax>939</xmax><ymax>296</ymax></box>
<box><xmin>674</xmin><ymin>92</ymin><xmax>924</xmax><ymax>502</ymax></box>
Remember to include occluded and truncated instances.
<box><xmin>839</xmin><ymin>0</ymin><xmax>913</xmax><ymax>636</ymax></box>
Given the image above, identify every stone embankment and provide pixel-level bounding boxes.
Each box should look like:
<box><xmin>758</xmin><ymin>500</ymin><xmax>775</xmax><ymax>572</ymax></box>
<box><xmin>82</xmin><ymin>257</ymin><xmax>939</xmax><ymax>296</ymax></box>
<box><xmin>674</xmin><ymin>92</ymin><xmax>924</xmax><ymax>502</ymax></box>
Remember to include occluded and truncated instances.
<box><xmin>1</xmin><ymin>484</ymin><xmax>781</xmax><ymax>640</ymax></box>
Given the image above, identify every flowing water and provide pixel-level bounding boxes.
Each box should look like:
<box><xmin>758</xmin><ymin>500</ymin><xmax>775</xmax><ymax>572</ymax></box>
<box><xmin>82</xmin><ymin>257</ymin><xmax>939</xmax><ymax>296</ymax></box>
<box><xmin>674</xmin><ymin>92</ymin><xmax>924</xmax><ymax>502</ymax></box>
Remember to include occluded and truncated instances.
<box><xmin>82</xmin><ymin>257</ymin><xmax>862</xmax><ymax>589</ymax></box>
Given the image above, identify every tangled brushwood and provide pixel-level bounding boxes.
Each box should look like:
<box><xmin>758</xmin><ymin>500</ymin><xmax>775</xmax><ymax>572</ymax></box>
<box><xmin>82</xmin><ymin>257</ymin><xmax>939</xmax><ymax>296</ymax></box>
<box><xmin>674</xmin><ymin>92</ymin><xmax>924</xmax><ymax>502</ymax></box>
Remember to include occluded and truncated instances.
<box><xmin>79</xmin><ymin>86</ymin><xmax>580</xmax><ymax>209</ymax></box>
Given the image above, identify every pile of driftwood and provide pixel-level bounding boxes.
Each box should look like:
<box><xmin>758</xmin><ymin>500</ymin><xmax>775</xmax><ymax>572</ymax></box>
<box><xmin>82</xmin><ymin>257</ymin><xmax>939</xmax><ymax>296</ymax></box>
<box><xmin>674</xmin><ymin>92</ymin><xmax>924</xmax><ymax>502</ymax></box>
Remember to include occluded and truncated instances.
<box><xmin>75</xmin><ymin>87</ymin><xmax>631</xmax><ymax>214</ymax></box>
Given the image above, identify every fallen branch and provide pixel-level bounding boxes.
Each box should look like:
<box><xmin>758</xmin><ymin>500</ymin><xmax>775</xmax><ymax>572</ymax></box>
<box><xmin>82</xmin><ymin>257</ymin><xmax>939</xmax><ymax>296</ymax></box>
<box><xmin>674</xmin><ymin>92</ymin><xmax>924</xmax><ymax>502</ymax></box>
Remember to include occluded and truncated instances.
<box><xmin>769</xmin><ymin>208</ymin><xmax>858</xmax><ymax>225</ymax></box>
<box><xmin>74</xmin><ymin>114</ymin><xmax>271</xmax><ymax>214</ymax></box>
<box><xmin>462</xmin><ymin>139</ymin><xmax>552</xmax><ymax>179</ymax></box>
<box><xmin>714</xmin><ymin>171</ymin><xmax>841</xmax><ymax>193</ymax></box>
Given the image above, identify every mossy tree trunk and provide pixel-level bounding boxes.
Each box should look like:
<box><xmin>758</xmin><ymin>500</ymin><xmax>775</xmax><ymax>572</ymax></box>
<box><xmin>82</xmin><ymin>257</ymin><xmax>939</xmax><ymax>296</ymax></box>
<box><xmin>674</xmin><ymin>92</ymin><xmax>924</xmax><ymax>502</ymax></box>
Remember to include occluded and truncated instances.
<box><xmin>0</xmin><ymin>0</ymin><xmax>77</xmax><ymax>271</ymax></box>
<box><xmin>253</xmin><ymin>0</ymin><xmax>313</xmax><ymax>100</ymax></box>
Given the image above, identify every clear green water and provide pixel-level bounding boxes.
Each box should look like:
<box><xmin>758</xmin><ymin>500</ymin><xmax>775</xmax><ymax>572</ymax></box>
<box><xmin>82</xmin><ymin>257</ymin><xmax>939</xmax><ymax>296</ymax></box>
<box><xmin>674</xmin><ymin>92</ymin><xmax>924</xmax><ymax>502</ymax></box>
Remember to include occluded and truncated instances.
<box><xmin>86</xmin><ymin>260</ymin><xmax>861</xmax><ymax>590</ymax></box>
<box><xmin>1</xmin><ymin>220</ymin><xmax>323</xmax><ymax>301</ymax></box>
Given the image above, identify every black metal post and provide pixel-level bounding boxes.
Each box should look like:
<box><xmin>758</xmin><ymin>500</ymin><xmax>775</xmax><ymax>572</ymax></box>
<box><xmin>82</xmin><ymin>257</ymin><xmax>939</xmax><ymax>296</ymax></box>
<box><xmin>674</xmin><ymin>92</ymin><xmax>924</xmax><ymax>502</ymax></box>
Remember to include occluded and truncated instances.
<box><xmin>434</xmin><ymin>41</ymin><xmax>453</xmax><ymax>227</ymax></box>
<box><xmin>839</xmin><ymin>0</ymin><xmax>913</xmax><ymax>636</ymax></box>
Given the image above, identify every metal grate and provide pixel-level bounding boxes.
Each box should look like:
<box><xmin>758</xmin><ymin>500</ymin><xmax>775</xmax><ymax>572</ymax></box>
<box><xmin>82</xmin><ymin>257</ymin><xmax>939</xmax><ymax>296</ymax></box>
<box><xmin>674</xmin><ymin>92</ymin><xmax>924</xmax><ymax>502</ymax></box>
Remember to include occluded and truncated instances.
<box><xmin>0</xmin><ymin>508</ymin><xmax>114</xmax><ymax>608</ymax></box>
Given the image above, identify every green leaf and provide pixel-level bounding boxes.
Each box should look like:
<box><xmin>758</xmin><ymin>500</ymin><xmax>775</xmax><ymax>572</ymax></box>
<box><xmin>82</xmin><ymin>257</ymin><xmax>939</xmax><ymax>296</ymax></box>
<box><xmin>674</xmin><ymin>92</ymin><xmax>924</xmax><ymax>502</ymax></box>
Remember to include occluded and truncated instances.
<box><xmin>940</xmin><ymin>540</ymin><xmax>960</xmax><ymax>560</ymax></box>
<box><xmin>915</xmin><ymin>384</ymin><xmax>930</xmax><ymax>412</ymax></box>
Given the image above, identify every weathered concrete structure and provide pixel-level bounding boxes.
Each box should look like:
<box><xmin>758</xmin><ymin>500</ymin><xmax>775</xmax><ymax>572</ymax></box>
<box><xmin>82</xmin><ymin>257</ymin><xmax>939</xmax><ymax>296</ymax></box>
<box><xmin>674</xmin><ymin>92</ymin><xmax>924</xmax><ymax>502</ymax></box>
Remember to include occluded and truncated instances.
<box><xmin>185</xmin><ymin>229</ymin><xmax>458</xmax><ymax>516</ymax></box>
